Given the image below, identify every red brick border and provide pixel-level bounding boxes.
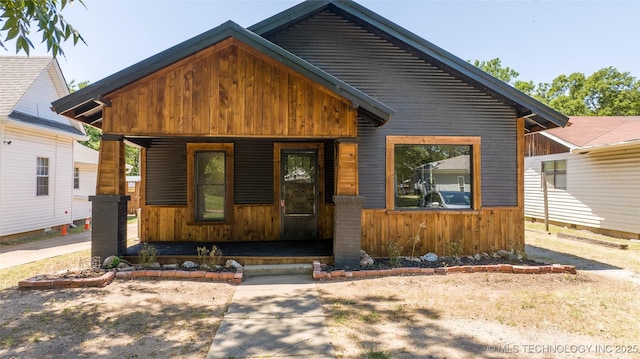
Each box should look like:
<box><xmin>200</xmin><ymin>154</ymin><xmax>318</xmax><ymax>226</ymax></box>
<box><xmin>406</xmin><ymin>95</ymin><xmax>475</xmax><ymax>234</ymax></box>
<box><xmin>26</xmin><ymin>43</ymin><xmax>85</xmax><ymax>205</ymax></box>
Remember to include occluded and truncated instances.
<box><xmin>312</xmin><ymin>260</ymin><xmax>576</xmax><ymax>280</ymax></box>
<box><xmin>18</xmin><ymin>265</ymin><xmax>243</xmax><ymax>289</ymax></box>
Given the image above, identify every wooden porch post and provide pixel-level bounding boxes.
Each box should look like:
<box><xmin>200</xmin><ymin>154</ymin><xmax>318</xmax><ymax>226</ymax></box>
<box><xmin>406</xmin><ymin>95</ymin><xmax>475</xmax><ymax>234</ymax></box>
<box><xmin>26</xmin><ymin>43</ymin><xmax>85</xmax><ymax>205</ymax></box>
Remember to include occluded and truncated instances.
<box><xmin>333</xmin><ymin>139</ymin><xmax>363</xmax><ymax>268</ymax></box>
<box><xmin>89</xmin><ymin>135</ymin><xmax>130</xmax><ymax>259</ymax></box>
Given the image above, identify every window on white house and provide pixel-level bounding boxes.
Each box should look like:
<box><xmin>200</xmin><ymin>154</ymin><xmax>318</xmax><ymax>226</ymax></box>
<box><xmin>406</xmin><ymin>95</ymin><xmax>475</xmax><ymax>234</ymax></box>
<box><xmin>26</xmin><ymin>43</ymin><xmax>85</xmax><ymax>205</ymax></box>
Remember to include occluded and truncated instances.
<box><xmin>36</xmin><ymin>157</ymin><xmax>49</xmax><ymax>196</ymax></box>
<box><xmin>74</xmin><ymin>167</ymin><xmax>80</xmax><ymax>189</ymax></box>
<box><xmin>542</xmin><ymin>160</ymin><xmax>566</xmax><ymax>190</ymax></box>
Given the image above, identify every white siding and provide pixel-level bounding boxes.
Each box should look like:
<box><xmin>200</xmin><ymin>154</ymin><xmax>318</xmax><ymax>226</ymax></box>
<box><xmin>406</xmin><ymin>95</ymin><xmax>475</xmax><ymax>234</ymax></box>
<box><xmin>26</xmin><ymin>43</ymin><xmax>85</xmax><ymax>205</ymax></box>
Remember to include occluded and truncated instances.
<box><xmin>72</xmin><ymin>162</ymin><xmax>97</xmax><ymax>221</ymax></box>
<box><xmin>524</xmin><ymin>147</ymin><xmax>640</xmax><ymax>236</ymax></box>
<box><xmin>0</xmin><ymin>126</ymin><xmax>74</xmax><ymax>236</ymax></box>
<box><xmin>12</xmin><ymin>67</ymin><xmax>72</xmax><ymax>126</ymax></box>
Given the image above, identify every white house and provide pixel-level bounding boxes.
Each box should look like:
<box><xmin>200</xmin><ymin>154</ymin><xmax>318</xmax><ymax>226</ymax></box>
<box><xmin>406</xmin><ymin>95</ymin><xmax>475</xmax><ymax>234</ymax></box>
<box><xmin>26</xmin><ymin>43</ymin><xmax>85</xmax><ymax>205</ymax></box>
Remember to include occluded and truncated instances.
<box><xmin>0</xmin><ymin>56</ymin><xmax>95</xmax><ymax>240</ymax></box>
<box><xmin>524</xmin><ymin>116</ymin><xmax>640</xmax><ymax>239</ymax></box>
<box><xmin>72</xmin><ymin>141</ymin><xmax>99</xmax><ymax>224</ymax></box>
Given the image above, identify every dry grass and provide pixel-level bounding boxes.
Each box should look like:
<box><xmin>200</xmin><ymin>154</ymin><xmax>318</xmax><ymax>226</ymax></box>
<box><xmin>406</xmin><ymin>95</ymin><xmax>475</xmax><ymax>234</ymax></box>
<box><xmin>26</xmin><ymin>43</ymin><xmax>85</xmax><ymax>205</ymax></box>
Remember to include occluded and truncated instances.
<box><xmin>0</xmin><ymin>279</ymin><xmax>235</xmax><ymax>358</ymax></box>
<box><xmin>526</xmin><ymin>223</ymin><xmax>640</xmax><ymax>273</ymax></box>
<box><xmin>0</xmin><ymin>250</ymin><xmax>92</xmax><ymax>290</ymax></box>
<box><xmin>318</xmin><ymin>273</ymin><xmax>640</xmax><ymax>358</ymax></box>
<box><xmin>319</xmin><ymin>225</ymin><xmax>640</xmax><ymax>358</ymax></box>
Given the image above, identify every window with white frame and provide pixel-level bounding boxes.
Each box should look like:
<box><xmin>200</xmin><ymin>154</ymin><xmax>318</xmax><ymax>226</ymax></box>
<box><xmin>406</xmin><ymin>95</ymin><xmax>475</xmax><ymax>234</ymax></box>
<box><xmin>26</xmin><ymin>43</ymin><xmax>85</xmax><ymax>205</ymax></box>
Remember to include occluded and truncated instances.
<box><xmin>74</xmin><ymin>167</ymin><xmax>80</xmax><ymax>189</ymax></box>
<box><xmin>542</xmin><ymin>160</ymin><xmax>566</xmax><ymax>190</ymax></box>
<box><xmin>36</xmin><ymin>157</ymin><xmax>49</xmax><ymax>196</ymax></box>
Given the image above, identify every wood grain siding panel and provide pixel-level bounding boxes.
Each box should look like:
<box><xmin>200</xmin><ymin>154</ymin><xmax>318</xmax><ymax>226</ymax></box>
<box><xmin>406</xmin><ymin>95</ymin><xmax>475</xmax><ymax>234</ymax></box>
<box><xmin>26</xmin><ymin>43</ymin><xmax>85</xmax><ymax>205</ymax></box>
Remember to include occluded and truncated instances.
<box><xmin>97</xmin><ymin>140</ymin><xmax>126</xmax><ymax>195</ymax></box>
<box><xmin>335</xmin><ymin>141</ymin><xmax>358</xmax><ymax>196</ymax></box>
<box><xmin>362</xmin><ymin>207</ymin><xmax>523</xmax><ymax>257</ymax></box>
<box><xmin>266</xmin><ymin>10</ymin><xmax>518</xmax><ymax>209</ymax></box>
<box><xmin>102</xmin><ymin>38</ymin><xmax>357</xmax><ymax>138</ymax></box>
<box><xmin>141</xmin><ymin>203</ymin><xmax>335</xmax><ymax>242</ymax></box>
<box><xmin>524</xmin><ymin>133</ymin><xmax>570</xmax><ymax>157</ymax></box>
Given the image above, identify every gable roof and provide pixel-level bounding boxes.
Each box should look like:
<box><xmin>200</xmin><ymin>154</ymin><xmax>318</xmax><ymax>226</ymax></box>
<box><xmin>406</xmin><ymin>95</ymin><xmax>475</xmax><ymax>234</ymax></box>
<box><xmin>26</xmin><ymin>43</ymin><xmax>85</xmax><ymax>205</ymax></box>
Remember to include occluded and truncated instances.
<box><xmin>542</xmin><ymin>116</ymin><xmax>640</xmax><ymax>152</ymax></box>
<box><xmin>52</xmin><ymin>20</ymin><xmax>395</xmax><ymax>127</ymax></box>
<box><xmin>1</xmin><ymin>56</ymin><xmax>84</xmax><ymax>137</ymax></box>
<box><xmin>0</xmin><ymin>56</ymin><xmax>54</xmax><ymax>115</ymax></box>
<box><xmin>249</xmin><ymin>0</ymin><xmax>569</xmax><ymax>132</ymax></box>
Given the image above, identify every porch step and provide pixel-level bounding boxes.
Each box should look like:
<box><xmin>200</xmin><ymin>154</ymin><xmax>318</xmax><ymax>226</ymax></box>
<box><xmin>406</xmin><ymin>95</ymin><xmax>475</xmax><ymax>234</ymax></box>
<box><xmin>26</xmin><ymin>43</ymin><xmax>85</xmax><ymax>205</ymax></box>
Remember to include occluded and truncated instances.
<box><xmin>243</xmin><ymin>264</ymin><xmax>313</xmax><ymax>277</ymax></box>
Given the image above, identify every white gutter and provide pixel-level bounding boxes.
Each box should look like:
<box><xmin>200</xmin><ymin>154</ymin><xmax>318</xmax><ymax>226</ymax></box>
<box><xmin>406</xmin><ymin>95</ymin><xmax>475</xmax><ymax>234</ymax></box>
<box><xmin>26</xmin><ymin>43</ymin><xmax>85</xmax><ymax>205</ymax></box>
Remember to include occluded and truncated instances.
<box><xmin>540</xmin><ymin>131</ymin><xmax>579</xmax><ymax>151</ymax></box>
<box><xmin>572</xmin><ymin>139</ymin><xmax>640</xmax><ymax>154</ymax></box>
<box><xmin>3</xmin><ymin>117</ymin><xmax>88</xmax><ymax>141</ymax></box>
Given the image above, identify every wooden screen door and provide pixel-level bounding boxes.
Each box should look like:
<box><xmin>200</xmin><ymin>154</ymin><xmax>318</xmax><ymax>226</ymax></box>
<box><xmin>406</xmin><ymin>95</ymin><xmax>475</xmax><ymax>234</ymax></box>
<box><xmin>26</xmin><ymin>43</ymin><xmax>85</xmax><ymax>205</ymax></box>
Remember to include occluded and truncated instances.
<box><xmin>280</xmin><ymin>149</ymin><xmax>318</xmax><ymax>241</ymax></box>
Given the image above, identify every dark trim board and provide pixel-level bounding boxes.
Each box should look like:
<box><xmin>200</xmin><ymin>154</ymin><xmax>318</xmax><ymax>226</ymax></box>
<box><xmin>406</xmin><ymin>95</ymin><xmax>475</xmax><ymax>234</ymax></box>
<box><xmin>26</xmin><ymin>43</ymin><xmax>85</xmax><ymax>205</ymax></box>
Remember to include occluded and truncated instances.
<box><xmin>125</xmin><ymin>240</ymin><xmax>333</xmax><ymax>257</ymax></box>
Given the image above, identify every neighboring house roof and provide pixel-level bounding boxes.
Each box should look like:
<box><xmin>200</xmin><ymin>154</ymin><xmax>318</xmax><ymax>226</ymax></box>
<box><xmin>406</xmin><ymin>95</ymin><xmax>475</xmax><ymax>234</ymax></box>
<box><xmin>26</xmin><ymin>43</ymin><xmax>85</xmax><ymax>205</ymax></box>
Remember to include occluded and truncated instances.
<box><xmin>0</xmin><ymin>56</ymin><xmax>53</xmax><ymax>115</ymax></box>
<box><xmin>52</xmin><ymin>20</ymin><xmax>395</xmax><ymax>127</ymax></box>
<box><xmin>74</xmin><ymin>142</ymin><xmax>99</xmax><ymax>165</ymax></box>
<box><xmin>431</xmin><ymin>155</ymin><xmax>470</xmax><ymax>171</ymax></box>
<box><xmin>0</xmin><ymin>56</ymin><xmax>85</xmax><ymax>137</ymax></box>
<box><xmin>543</xmin><ymin>116</ymin><xmax>640</xmax><ymax>152</ymax></box>
<box><xmin>249</xmin><ymin>0</ymin><xmax>568</xmax><ymax>132</ymax></box>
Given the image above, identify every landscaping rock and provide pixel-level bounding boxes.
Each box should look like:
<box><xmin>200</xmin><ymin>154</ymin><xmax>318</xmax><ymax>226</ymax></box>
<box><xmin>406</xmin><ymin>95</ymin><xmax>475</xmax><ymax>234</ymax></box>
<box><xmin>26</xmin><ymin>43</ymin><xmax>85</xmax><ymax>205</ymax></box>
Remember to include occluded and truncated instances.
<box><xmin>480</xmin><ymin>252</ymin><xmax>491</xmax><ymax>259</ymax></box>
<box><xmin>360</xmin><ymin>250</ymin><xmax>374</xmax><ymax>266</ymax></box>
<box><xmin>421</xmin><ymin>252</ymin><xmax>438</xmax><ymax>262</ymax></box>
<box><xmin>225</xmin><ymin>259</ymin><xmax>242</xmax><ymax>269</ymax></box>
<box><xmin>103</xmin><ymin>256</ymin><xmax>120</xmax><ymax>268</ymax></box>
<box><xmin>162</xmin><ymin>264</ymin><xmax>178</xmax><ymax>270</ymax></box>
<box><xmin>182</xmin><ymin>261</ymin><xmax>198</xmax><ymax>269</ymax></box>
<box><xmin>497</xmin><ymin>250</ymin><xmax>510</xmax><ymax>258</ymax></box>
<box><xmin>150</xmin><ymin>262</ymin><xmax>161</xmax><ymax>269</ymax></box>
<box><xmin>473</xmin><ymin>253</ymin><xmax>482</xmax><ymax>261</ymax></box>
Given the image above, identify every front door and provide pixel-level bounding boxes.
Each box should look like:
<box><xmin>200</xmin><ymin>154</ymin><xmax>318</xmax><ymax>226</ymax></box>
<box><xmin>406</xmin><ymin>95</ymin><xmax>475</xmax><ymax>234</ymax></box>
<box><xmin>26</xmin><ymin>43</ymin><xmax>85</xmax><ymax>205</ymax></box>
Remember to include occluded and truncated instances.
<box><xmin>280</xmin><ymin>149</ymin><xmax>318</xmax><ymax>240</ymax></box>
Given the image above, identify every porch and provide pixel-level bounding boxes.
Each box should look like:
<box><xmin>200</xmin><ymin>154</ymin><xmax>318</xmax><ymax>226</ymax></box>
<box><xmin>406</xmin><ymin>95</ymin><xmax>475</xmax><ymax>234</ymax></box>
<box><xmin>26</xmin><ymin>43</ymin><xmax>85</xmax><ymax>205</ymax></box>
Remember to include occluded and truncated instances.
<box><xmin>122</xmin><ymin>239</ymin><xmax>333</xmax><ymax>266</ymax></box>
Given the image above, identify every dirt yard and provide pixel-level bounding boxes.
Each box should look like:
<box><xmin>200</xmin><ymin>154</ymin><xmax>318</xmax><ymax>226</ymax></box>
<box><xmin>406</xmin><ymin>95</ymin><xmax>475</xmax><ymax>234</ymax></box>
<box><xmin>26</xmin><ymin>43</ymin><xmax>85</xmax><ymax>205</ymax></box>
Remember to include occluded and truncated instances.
<box><xmin>1</xmin><ymin>225</ymin><xmax>639</xmax><ymax>359</ymax></box>
<box><xmin>0</xmin><ymin>280</ymin><xmax>235</xmax><ymax>358</ymax></box>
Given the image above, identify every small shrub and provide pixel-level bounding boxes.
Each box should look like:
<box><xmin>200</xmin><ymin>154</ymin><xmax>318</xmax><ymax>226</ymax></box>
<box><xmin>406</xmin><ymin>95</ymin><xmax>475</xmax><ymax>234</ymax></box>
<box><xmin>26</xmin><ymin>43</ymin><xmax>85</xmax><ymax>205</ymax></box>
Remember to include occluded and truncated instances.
<box><xmin>447</xmin><ymin>239</ymin><xmax>464</xmax><ymax>257</ymax></box>
<box><xmin>138</xmin><ymin>243</ymin><xmax>158</xmax><ymax>268</ymax></box>
<box><xmin>366</xmin><ymin>349</ymin><xmax>391</xmax><ymax>359</ymax></box>
<box><xmin>197</xmin><ymin>245</ymin><xmax>224</xmax><ymax>267</ymax></box>
<box><xmin>387</xmin><ymin>242</ymin><xmax>401</xmax><ymax>267</ymax></box>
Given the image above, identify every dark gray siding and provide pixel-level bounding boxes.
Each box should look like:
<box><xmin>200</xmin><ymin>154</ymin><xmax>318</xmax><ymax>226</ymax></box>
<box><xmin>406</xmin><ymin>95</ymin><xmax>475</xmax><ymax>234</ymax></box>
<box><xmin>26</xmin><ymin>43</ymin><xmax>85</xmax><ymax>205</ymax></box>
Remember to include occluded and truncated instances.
<box><xmin>266</xmin><ymin>10</ymin><xmax>517</xmax><ymax>208</ymax></box>
<box><xmin>146</xmin><ymin>139</ymin><xmax>187</xmax><ymax>205</ymax></box>
<box><xmin>145</xmin><ymin>139</ymin><xmax>335</xmax><ymax>206</ymax></box>
<box><xmin>234</xmin><ymin>140</ymin><xmax>273</xmax><ymax>204</ymax></box>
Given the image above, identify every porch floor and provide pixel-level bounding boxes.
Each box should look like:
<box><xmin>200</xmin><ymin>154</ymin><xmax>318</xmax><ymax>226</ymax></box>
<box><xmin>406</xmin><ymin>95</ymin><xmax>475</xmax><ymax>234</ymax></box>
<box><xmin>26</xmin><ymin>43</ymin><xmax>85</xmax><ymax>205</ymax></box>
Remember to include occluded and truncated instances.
<box><xmin>125</xmin><ymin>240</ymin><xmax>332</xmax><ymax>257</ymax></box>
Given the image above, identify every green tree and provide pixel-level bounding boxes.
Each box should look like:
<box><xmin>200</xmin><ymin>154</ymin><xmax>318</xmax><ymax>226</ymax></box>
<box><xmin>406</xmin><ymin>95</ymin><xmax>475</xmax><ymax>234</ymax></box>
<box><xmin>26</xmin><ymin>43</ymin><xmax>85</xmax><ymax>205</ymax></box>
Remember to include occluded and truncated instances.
<box><xmin>471</xmin><ymin>58</ymin><xmax>519</xmax><ymax>84</ymax></box>
<box><xmin>68</xmin><ymin>80</ymin><xmax>140</xmax><ymax>175</ymax></box>
<box><xmin>1</xmin><ymin>0</ymin><xmax>85</xmax><ymax>57</ymax></box>
<box><xmin>472</xmin><ymin>58</ymin><xmax>640</xmax><ymax>116</ymax></box>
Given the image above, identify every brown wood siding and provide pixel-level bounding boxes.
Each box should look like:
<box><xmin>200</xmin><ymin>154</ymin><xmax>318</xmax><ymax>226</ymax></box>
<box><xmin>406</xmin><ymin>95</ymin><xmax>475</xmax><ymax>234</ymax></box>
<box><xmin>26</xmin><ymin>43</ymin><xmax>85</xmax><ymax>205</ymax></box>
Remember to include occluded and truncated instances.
<box><xmin>335</xmin><ymin>141</ymin><xmax>358</xmax><ymax>196</ymax></box>
<box><xmin>96</xmin><ymin>140</ymin><xmax>126</xmax><ymax>195</ymax></box>
<box><xmin>101</xmin><ymin>38</ymin><xmax>357</xmax><ymax>138</ymax></box>
<box><xmin>524</xmin><ymin>133</ymin><xmax>570</xmax><ymax>157</ymax></box>
<box><xmin>361</xmin><ymin>207</ymin><xmax>524</xmax><ymax>257</ymax></box>
<box><xmin>139</xmin><ymin>203</ymin><xmax>334</xmax><ymax>242</ymax></box>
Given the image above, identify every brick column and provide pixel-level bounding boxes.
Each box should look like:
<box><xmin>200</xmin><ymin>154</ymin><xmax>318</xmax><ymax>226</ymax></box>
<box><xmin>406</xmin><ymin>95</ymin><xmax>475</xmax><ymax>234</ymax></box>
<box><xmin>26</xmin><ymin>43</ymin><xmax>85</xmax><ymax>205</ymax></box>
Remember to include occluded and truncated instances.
<box><xmin>333</xmin><ymin>195</ymin><xmax>365</xmax><ymax>269</ymax></box>
<box><xmin>89</xmin><ymin>195</ymin><xmax>130</xmax><ymax>258</ymax></box>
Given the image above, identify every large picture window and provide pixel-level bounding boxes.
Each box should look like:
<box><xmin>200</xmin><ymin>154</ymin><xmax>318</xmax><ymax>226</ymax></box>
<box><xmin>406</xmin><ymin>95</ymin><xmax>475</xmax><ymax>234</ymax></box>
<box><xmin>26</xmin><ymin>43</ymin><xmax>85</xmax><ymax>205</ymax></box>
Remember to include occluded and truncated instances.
<box><xmin>542</xmin><ymin>160</ymin><xmax>566</xmax><ymax>190</ymax></box>
<box><xmin>187</xmin><ymin>143</ymin><xmax>234</xmax><ymax>223</ymax></box>
<box><xmin>386</xmin><ymin>136</ymin><xmax>481</xmax><ymax>210</ymax></box>
<box><xmin>36</xmin><ymin>157</ymin><xmax>49</xmax><ymax>196</ymax></box>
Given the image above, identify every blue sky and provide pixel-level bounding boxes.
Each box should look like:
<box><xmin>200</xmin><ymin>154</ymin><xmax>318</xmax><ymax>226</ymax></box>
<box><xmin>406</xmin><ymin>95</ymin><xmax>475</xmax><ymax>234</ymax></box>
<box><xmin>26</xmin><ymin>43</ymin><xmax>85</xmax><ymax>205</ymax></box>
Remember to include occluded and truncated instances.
<box><xmin>8</xmin><ymin>0</ymin><xmax>640</xmax><ymax>86</ymax></box>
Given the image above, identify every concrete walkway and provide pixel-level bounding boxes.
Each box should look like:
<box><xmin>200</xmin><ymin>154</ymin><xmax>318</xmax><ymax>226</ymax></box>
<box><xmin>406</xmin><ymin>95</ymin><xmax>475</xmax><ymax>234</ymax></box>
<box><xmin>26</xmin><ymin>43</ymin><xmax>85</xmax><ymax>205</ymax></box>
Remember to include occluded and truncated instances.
<box><xmin>0</xmin><ymin>231</ymin><xmax>91</xmax><ymax>269</ymax></box>
<box><xmin>206</xmin><ymin>275</ymin><xmax>335</xmax><ymax>359</ymax></box>
<box><xmin>0</xmin><ymin>222</ymin><xmax>139</xmax><ymax>270</ymax></box>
